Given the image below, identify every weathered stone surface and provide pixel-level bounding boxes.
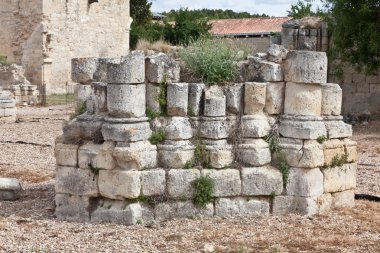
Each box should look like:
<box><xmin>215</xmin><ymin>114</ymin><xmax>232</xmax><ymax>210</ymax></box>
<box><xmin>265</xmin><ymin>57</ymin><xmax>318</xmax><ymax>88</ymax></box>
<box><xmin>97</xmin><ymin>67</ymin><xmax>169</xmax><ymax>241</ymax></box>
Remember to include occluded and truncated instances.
<box><xmin>167</xmin><ymin>169</ymin><xmax>200</xmax><ymax>199</ymax></box>
<box><xmin>241</xmin><ymin>166</ymin><xmax>283</xmax><ymax>196</ymax></box>
<box><xmin>332</xmin><ymin>190</ymin><xmax>355</xmax><ymax>208</ymax></box>
<box><xmin>300</xmin><ymin>16</ymin><xmax>323</xmax><ymax>29</ymax></box>
<box><xmin>0</xmin><ymin>178</ymin><xmax>22</xmax><ymax>200</ymax></box>
<box><xmin>93</xmin><ymin>58</ymin><xmax>119</xmax><ymax>83</ymax></box>
<box><xmin>199</xmin><ymin>117</ymin><xmax>229</xmax><ymax>139</ymax></box>
<box><xmin>155</xmin><ymin>201</ymin><xmax>214</xmax><ymax>221</ymax></box>
<box><xmin>244</xmin><ymin>82</ymin><xmax>267</xmax><ymax>115</ymax></box>
<box><xmin>75</xmin><ymin>84</ymin><xmax>93</xmax><ymax>106</ymax></box>
<box><xmin>284</xmin><ymin>82</ymin><xmax>322</xmax><ymax>116</ymax></box>
<box><xmin>215</xmin><ymin>198</ymin><xmax>270</xmax><ymax>217</ymax></box>
<box><xmin>344</xmin><ymin>139</ymin><xmax>358</xmax><ymax>163</ymax></box>
<box><xmin>226</xmin><ymin>83</ymin><xmax>243</xmax><ymax>114</ymax></box>
<box><xmin>62</xmin><ymin>116</ymin><xmax>104</xmax><ymax>144</ymax></box>
<box><xmin>107</xmin><ymin>51</ymin><xmax>145</xmax><ymax>83</ymax></box>
<box><xmin>158</xmin><ymin>140</ymin><xmax>195</xmax><ymax>168</ymax></box>
<box><xmin>317</xmin><ymin>193</ymin><xmax>332</xmax><ymax>213</ymax></box>
<box><xmin>321</xmin><ymin>83</ymin><xmax>342</xmax><ymax>116</ymax></box>
<box><xmin>246</xmin><ymin>57</ymin><xmax>283</xmax><ymax>82</ymax></box>
<box><xmin>55</xmin><ymin>143</ymin><xmax>79</xmax><ymax>167</ymax></box>
<box><xmin>167</xmin><ymin>83</ymin><xmax>188</xmax><ymax>116</ymax></box>
<box><xmin>279</xmin><ymin>138</ymin><xmax>324</xmax><ymax>168</ymax></box>
<box><xmin>188</xmin><ymin>83</ymin><xmax>205</xmax><ymax>116</ymax></box>
<box><xmin>237</xmin><ymin>139</ymin><xmax>271</xmax><ymax>166</ymax></box>
<box><xmin>98</xmin><ymin>170</ymin><xmax>141</xmax><ymax>199</ymax></box>
<box><xmin>55</xmin><ymin>166</ymin><xmax>99</xmax><ymax>197</ymax></box>
<box><xmin>324</xmin><ymin>119</ymin><xmax>352</xmax><ymax>138</ymax></box>
<box><xmin>107</xmin><ymin>83</ymin><xmax>146</xmax><ymax>118</ymax></box>
<box><xmin>287</xmin><ymin>168</ymin><xmax>324</xmax><ymax>197</ymax></box>
<box><xmin>272</xmin><ymin>196</ymin><xmax>318</xmax><ymax>215</ymax></box>
<box><xmin>267</xmin><ymin>44</ymin><xmax>288</xmax><ymax>63</ymax></box>
<box><xmin>113</xmin><ymin>141</ymin><xmax>157</xmax><ymax>170</ymax></box>
<box><xmin>55</xmin><ymin>194</ymin><xmax>90</xmax><ymax>222</ymax></box>
<box><xmin>78</xmin><ymin>141</ymin><xmax>115</xmax><ymax>170</ymax></box>
<box><xmin>241</xmin><ymin>115</ymin><xmax>270</xmax><ymax>138</ymax></box>
<box><xmin>205</xmin><ymin>143</ymin><xmax>234</xmax><ymax>169</ymax></box>
<box><xmin>265</xmin><ymin>82</ymin><xmax>285</xmax><ymax>114</ymax></box>
<box><xmin>145</xmin><ymin>53</ymin><xmax>180</xmax><ymax>83</ymax></box>
<box><xmin>164</xmin><ymin>117</ymin><xmax>193</xmax><ymax>140</ymax></box>
<box><xmin>146</xmin><ymin>83</ymin><xmax>161</xmax><ymax>113</ymax></box>
<box><xmin>92</xmin><ymin>82</ymin><xmax>107</xmax><ymax>113</ymax></box>
<box><xmin>204</xmin><ymin>85</ymin><xmax>226</xmax><ymax>117</ymax></box>
<box><xmin>283</xmin><ymin>51</ymin><xmax>328</xmax><ymax>84</ymax></box>
<box><xmin>323</xmin><ymin>139</ymin><xmax>345</xmax><ymax>166</ymax></box>
<box><xmin>201</xmin><ymin>169</ymin><xmax>241</xmax><ymax>197</ymax></box>
<box><xmin>141</xmin><ymin>169</ymin><xmax>166</xmax><ymax>196</ymax></box>
<box><xmin>102</xmin><ymin>120</ymin><xmax>151</xmax><ymax>142</ymax></box>
<box><xmin>71</xmin><ymin>58</ymin><xmax>98</xmax><ymax>84</ymax></box>
<box><xmin>323</xmin><ymin>163</ymin><xmax>356</xmax><ymax>193</ymax></box>
<box><xmin>279</xmin><ymin>117</ymin><xmax>327</xmax><ymax>140</ymax></box>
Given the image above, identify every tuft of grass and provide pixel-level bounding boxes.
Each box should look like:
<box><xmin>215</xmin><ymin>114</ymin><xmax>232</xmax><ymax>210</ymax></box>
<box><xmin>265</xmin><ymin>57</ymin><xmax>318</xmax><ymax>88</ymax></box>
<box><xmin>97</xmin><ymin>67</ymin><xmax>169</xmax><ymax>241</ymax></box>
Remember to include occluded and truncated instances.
<box><xmin>194</xmin><ymin>141</ymin><xmax>210</xmax><ymax>168</ymax></box>
<box><xmin>327</xmin><ymin>154</ymin><xmax>348</xmax><ymax>168</ymax></box>
<box><xmin>192</xmin><ymin>176</ymin><xmax>215</xmax><ymax>208</ymax></box>
<box><xmin>265</xmin><ymin>123</ymin><xmax>281</xmax><ymax>154</ymax></box>
<box><xmin>88</xmin><ymin>163</ymin><xmax>100</xmax><ymax>176</ymax></box>
<box><xmin>317</xmin><ymin>135</ymin><xmax>327</xmax><ymax>144</ymax></box>
<box><xmin>70</xmin><ymin>102</ymin><xmax>86</xmax><ymax>120</ymax></box>
<box><xmin>137</xmin><ymin>195</ymin><xmax>154</xmax><ymax>205</ymax></box>
<box><xmin>149</xmin><ymin>129</ymin><xmax>166</xmax><ymax>145</ymax></box>
<box><xmin>184</xmin><ymin>160</ymin><xmax>194</xmax><ymax>169</ymax></box>
<box><xmin>146</xmin><ymin>106</ymin><xmax>160</xmax><ymax>121</ymax></box>
<box><xmin>136</xmin><ymin>39</ymin><xmax>172</xmax><ymax>54</ymax></box>
<box><xmin>277</xmin><ymin>152</ymin><xmax>290</xmax><ymax>187</ymax></box>
<box><xmin>0</xmin><ymin>55</ymin><xmax>11</xmax><ymax>66</ymax></box>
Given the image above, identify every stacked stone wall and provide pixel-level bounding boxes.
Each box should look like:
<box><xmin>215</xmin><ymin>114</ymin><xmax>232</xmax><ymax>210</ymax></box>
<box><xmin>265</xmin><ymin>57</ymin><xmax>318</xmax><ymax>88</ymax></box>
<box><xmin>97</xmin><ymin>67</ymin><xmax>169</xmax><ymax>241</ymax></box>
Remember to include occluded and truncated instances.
<box><xmin>55</xmin><ymin>48</ymin><xmax>357</xmax><ymax>225</ymax></box>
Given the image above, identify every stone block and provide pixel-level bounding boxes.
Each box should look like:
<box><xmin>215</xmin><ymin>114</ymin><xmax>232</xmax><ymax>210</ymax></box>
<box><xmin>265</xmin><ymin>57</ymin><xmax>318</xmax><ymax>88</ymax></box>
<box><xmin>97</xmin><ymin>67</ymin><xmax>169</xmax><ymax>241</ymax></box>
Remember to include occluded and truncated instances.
<box><xmin>78</xmin><ymin>141</ymin><xmax>115</xmax><ymax>170</ymax></box>
<box><xmin>188</xmin><ymin>83</ymin><xmax>205</xmax><ymax>116</ymax></box>
<box><xmin>241</xmin><ymin>166</ymin><xmax>283</xmax><ymax>196</ymax></box>
<box><xmin>317</xmin><ymin>193</ymin><xmax>332</xmax><ymax>213</ymax></box>
<box><xmin>0</xmin><ymin>108</ymin><xmax>16</xmax><ymax>117</ymax></box>
<box><xmin>323</xmin><ymin>139</ymin><xmax>345</xmax><ymax>166</ymax></box>
<box><xmin>107</xmin><ymin>83</ymin><xmax>146</xmax><ymax>118</ymax></box>
<box><xmin>279</xmin><ymin>116</ymin><xmax>327</xmax><ymax>140</ymax></box>
<box><xmin>62</xmin><ymin>116</ymin><xmax>104</xmax><ymax>144</ymax></box>
<box><xmin>287</xmin><ymin>168</ymin><xmax>324</xmax><ymax>197</ymax></box>
<box><xmin>155</xmin><ymin>201</ymin><xmax>214</xmax><ymax>221</ymax></box>
<box><xmin>283</xmin><ymin>51</ymin><xmax>328</xmax><ymax>83</ymax></box>
<box><xmin>55</xmin><ymin>143</ymin><xmax>78</xmax><ymax>167</ymax></box>
<box><xmin>146</xmin><ymin>83</ymin><xmax>161</xmax><ymax>113</ymax></box>
<box><xmin>0</xmin><ymin>178</ymin><xmax>22</xmax><ymax>200</ymax></box>
<box><xmin>93</xmin><ymin>58</ymin><xmax>119</xmax><ymax>83</ymax></box>
<box><xmin>204</xmin><ymin>85</ymin><xmax>226</xmax><ymax>116</ymax></box>
<box><xmin>55</xmin><ymin>166</ymin><xmax>99</xmax><ymax>197</ymax></box>
<box><xmin>55</xmin><ymin>194</ymin><xmax>90</xmax><ymax>222</ymax></box>
<box><xmin>332</xmin><ymin>190</ymin><xmax>355</xmax><ymax>208</ymax></box>
<box><xmin>324</xmin><ymin>119</ymin><xmax>352</xmax><ymax>138</ymax></box>
<box><xmin>246</xmin><ymin>57</ymin><xmax>283</xmax><ymax>82</ymax></box>
<box><xmin>167</xmin><ymin>83</ymin><xmax>188</xmax><ymax>116</ymax></box>
<box><xmin>323</xmin><ymin>163</ymin><xmax>356</xmax><ymax>193</ymax></box>
<box><xmin>272</xmin><ymin>196</ymin><xmax>318</xmax><ymax>216</ymax></box>
<box><xmin>199</xmin><ymin>117</ymin><xmax>229</xmax><ymax>139</ymax></box>
<box><xmin>107</xmin><ymin>51</ymin><xmax>145</xmax><ymax>83</ymax></box>
<box><xmin>344</xmin><ymin>139</ymin><xmax>357</xmax><ymax>163</ymax></box>
<box><xmin>201</xmin><ymin>169</ymin><xmax>241</xmax><ymax>197</ymax></box>
<box><xmin>145</xmin><ymin>53</ymin><xmax>180</xmax><ymax>83</ymax></box>
<box><xmin>215</xmin><ymin>197</ymin><xmax>270</xmax><ymax>217</ymax></box>
<box><xmin>164</xmin><ymin>117</ymin><xmax>193</xmax><ymax>140</ymax></box>
<box><xmin>141</xmin><ymin>169</ymin><xmax>166</xmax><ymax>196</ymax></box>
<box><xmin>237</xmin><ymin>139</ymin><xmax>271</xmax><ymax>166</ymax></box>
<box><xmin>244</xmin><ymin>82</ymin><xmax>267</xmax><ymax>115</ymax></box>
<box><xmin>284</xmin><ymin>82</ymin><xmax>322</xmax><ymax>116</ymax></box>
<box><xmin>98</xmin><ymin>170</ymin><xmax>141</xmax><ymax>199</ymax></box>
<box><xmin>321</xmin><ymin>83</ymin><xmax>342</xmax><ymax>116</ymax></box>
<box><xmin>205</xmin><ymin>142</ymin><xmax>234</xmax><ymax>169</ymax></box>
<box><xmin>226</xmin><ymin>83</ymin><xmax>243</xmax><ymax>114</ymax></box>
<box><xmin>157</xmin><ymin>141</ymin><xmax>195</xmax><ymax>168</ymax></box>
<box><xmin>241</xmin><ymin>115</ymin><xmax>270</xmax><ymax>138</ymax></box>
<box><xmin>75</xmin><ymin>84</ymin><xmax>93</xmax><ymax>106</ymax></box>
<box><xmin>264</xmin><ymin>82</ymin><xmax>285</xmax><ymax>114</ymax></box>
<box><xmin>92</xmin><ymin>82</ymin><xmax>107</xmax><ymax>113</ymax></box>
<box><xmin>71</xmin><ymin>58</ymin><xmax>98</xmax><ymax>84</ymax></box>
<box><xmin>167</xmin><ymin>169</ymin><xmax>201</xmax><ymax>199</ymax></box>
<box><xmin>102</xmin><ymin>119</ymin><xmax>151</xmax><ymax>142</ymax></box>
<box><xmin>267</xmin><ymin>44</ymin><xmax>288</xmax><ymax>63</ymax></box>
<box><xmin>113</xmin><ymin>141</ymin><xmax>157</xmax><ymax>170</ymax></box>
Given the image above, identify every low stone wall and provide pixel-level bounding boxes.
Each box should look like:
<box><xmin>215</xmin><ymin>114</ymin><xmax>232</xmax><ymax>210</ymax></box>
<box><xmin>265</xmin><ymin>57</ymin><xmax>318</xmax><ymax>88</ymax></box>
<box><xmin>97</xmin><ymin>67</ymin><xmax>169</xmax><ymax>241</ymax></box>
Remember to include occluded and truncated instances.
<box><xmin>55</xmin><ymin>48</ymin><xmax>357</xmax><ymax>225</ymax></box>
<box><xmin>0</xmin><ymin>90</ymin><xmax>16</xmax><ymax>122</ymax></box>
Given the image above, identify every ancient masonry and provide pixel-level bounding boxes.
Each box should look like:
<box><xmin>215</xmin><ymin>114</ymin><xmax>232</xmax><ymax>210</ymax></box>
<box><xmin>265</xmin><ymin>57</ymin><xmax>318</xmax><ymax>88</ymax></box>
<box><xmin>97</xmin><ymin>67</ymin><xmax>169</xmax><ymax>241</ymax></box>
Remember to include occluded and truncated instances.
<box><xmin>0</xmin><ymin>90</ymin><xmax>16</xmax><ymax>122</ymax></box>
<box><xmin>55</xmin><ymin>48</ymin><xmax>357</xmax><ymax>225</ymax></box>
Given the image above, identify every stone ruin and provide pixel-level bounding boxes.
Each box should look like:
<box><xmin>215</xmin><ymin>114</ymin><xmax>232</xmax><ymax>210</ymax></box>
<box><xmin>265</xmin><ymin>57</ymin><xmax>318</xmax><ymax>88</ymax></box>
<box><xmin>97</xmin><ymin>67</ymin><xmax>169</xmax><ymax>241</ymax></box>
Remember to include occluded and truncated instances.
<box><xmin>54</xmin><ymin>47</ymin><xmax>357</xmax><ymax>225</ymax></box>
<box><xmin>0</xmin><ymin>90</ymin><xmax>16</xmax><ymax>122</ymax></box>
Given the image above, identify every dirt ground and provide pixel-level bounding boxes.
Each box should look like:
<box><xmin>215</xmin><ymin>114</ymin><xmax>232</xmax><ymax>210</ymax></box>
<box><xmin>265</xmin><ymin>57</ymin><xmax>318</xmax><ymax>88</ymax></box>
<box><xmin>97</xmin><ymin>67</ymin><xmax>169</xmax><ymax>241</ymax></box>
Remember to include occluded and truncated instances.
<box><xmin>0</xmin><ymin>106</ymin><xmax>379</xmax><ymax>252</ymax></box>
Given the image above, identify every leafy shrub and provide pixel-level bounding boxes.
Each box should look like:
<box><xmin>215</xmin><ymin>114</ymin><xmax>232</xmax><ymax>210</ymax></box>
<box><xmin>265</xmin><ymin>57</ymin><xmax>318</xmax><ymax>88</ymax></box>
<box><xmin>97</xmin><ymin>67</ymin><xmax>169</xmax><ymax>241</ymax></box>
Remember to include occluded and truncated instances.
<box><xmin>149</xmin><ymin>129</ymin><xmax>166</xmax><ymax>145</ymax></box>
<box><xmin>192</xmin><ymin>176</ymin><xmax>215</xmax><ymax>208</ymax></box>
<box><xmin>317</xmin><ymin>135</ymin><xmax>327</xmax><ymax>144</ymax></box>
<box><xmin>194</xmin><ymin>141</ymin><xmax>210</xmax><ymax>167</ymax></box>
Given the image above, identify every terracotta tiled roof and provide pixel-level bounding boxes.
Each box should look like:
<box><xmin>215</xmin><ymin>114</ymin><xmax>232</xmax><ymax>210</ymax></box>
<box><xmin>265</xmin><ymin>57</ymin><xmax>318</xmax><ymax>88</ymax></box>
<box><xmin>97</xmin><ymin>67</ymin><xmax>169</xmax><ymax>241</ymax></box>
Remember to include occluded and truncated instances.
<box><xmin>209</xmin><ymin>17</ymin><xmax>291</xmax><ymax>36</ymax></box>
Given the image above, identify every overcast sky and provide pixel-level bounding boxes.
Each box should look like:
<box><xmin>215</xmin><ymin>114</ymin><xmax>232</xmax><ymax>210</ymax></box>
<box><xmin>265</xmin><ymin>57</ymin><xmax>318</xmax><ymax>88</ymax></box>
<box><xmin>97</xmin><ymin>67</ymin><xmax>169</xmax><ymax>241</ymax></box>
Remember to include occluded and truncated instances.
<box><xmin>151</xmin><ymin>0</ymin><xmax>323</xmax><ymax>17</ymax></box>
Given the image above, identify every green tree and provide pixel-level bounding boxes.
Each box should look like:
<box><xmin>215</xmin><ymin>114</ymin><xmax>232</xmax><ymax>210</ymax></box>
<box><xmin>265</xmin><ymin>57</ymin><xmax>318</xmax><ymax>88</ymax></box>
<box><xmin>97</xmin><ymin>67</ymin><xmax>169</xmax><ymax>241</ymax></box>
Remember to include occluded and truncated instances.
<box><xmin>287</xmin><ymin>0</ymin><xmax>326</xmax><ymax>18</ymax></box>
<box><xmin>130</xmin><ymin>0</ymin><xmax>152</xmax><ymax>26</ymax></box>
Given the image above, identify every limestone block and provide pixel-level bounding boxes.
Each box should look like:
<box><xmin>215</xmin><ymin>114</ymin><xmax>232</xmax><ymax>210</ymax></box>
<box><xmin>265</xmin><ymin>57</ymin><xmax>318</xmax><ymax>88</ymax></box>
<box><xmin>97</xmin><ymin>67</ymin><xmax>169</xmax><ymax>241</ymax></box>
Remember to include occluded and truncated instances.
<box><xmin>0</xmin><ymin>178</ymin><xmax>22</xmax><ymax>200</ymax></box>
<box><xmin>204</xmin><ymin>85</ymin><xmax>226</xmax><ymax>117</ymax></box>
<box><xmin>265</xmin><ymin>82</ymin><xmax>285</xmax><ymax>114</ymax></box>
<box><xmin>107</xmin><ymin>51</ymin><xmax>145</xmax><ymax>83</ymax></box>
<box><xmin>71</xmin><ymin>58</ymin><xmax>98</xmax><ymax>84</ymax></box>
<box><xmin>141</xmin><ymin>169</ymin><xmax>166</xmax><ymax>196</ymax></box>
<box><xmin>226</xmin><ymin>83</ymin><xmax>243</xmax><ymax>114</ymax></box>
<box><xmin>188</xmin><ymin>83</ymin><xmax>205</xmax><ymax>116</ymax></box>
<box><xmin>215</xmin><ymin>198</ymin><xmax>270</xmax><ymax>217</ymax></box>
<box><xmin>55</xmin><ymin>166</ymin><xmax>99</xmax><ymax>197</ymax></box>
<box><xmin>321</xmin><ymin>83</ymin><xmax>342</xmax><ymax>116</ymax></box>
<box><xmin>0</xmin><ymin>100</ymin><xmax>16</xmax><ymax>108</ymax></box>
<box><xmin>199</xmin><ymin>117</ymin><xmax>229</xmax><ymax>139</ymax></box>
<box><xmin>107</xmin><ymin>83</ymin><xmax>145</xmax><ymax>118</ymax></box>
<box><xmin>55</xmin><ymin>143</ymin><xmax>78</xmax><ymax>167</ymax></box>
<box><xmin>157</xmin><ymin>141</ymin><xmax>195</xmax><ymax>168</ymax></box>
<box><xmin>284</xmin><ymin>82</ymin><xmax>322</xmax><ymax>116</ymax></box>
<box><xmin>145</xmin><ymin>53</ymin><xmax>180</xmax><ymax>83</ymax></box>
<box><xmin>102</xmin><ymin>119</ymin><xmax>151</xmax><ymax>142</ymax></box>
<box><xmin>155</xmin><ymin>201</ymin><xmax>214</xmax><ymax>221</ymax></box>
<box><xmin>0</xmin><ymin>108</ymin><xmax>16</xmax><ymax>117</ymax></box>
<box><xmin>323</xmin><ymin>139</ymin><xmax>345</xmax><ymax>166</ymax></box>
<box><xmin>272</xmin><ymin>196</ymin><xmax>318</xmax><ymax>215</ymax></box>
<box><xmin>283</xmin><ymin>51</ymin><xmax>328</xmax><ymax>83</ymax></box>
<box><xmin>241</xmin><ymin>166</ymin><xmax>283</xmax><ymax>196</ymax></box>
<box><xmin>164</xmin><ymin>117</ymin><xmax>193</xmax><ymax>140</ymax></box>
<box><xmin>205</xmin><ymin>142</ymin><xmax>234</xmax><ymax>169</ymax></box>
<box><xmin>344</xmin><ymin>139</ymin><xmax>357</xmax><ymax>163</ymax></box>
<box><xmin>267</xmin><ymin>44</ymin><xmax>288</xmax><ymax>63</ymax></box>
<box><xmin>92</xmin><ymin>82</ymin><xmax>107</xmax><ymax>113</ymax></box>
<box><xmin>324</xmin><ymin>119</ymin><xmax>352</xmax><ymax>138</ymax></box>
<box><xmin>55</xmin><ymin>194</ymin><xmax>90</xmax><ymax>222</ymax></box>
<box><xmin>93</xmin><ymin>58</ymin><xmax>119</xmax><ymax>83</ymax></box>
<box><xmin>332</xmin><ymin>190</ymin><xmax>355</xmax><ymax>208</ymax></box>
<box><xmin>241</xmin><ymin>115</ymin><xmax>270</xmax><ymax>138</ymax></box>
<box><xmin>201</xmin><ymin>169</ymin><xmax>241</xmax><ymax>197</ymax></box>
<box><xmin>244</xmin><ymin>82</ymin><xmax>267</xmax><ymax>115</ymax></box>
<box><xmin>287</xmin><ymin>168</ymin><xmax>324</xmax><ymax>197</ymax></box>
<box><xmin>317</xmin><ymin>193</ymin><xmax>332</xmax><ymax>213</ymax></box>
<box><xmin>78</xmin><ymin>141</ymin><xmax>115</xmax><ymax>170</ymax></box>
<box><xmin>62</xmin><ymin>116</ymin><xmax>104</xmax><ymax>144</ymax></box>
<box><xmin>279</xmin><ymin>117</ymin><xmax>327</xmax><ymax>140</ymax></box>
<box><xmin>75</xmin><ymin>84</ymin><xmax>93</xmax><ymax>106</ymax></box>
<box><xmin>246</xmin><ymin>57</ymin><xmax>284</xmax><ymax>82</ymax></box>
<box><xmin>323</xmin><ymin>163</ymin><xmax>357</xmax><ymax>193</ymax></box>
<box><xmin>237</xmin><ymin>139</ymin><xmax>271</xmax><ymax>166</ymax></box>
<box><xmin>167</xmin><ymin>83</ymin><xmax>188</xmax><ymax>116</ymax></box>
<box><xmin>98</xmin><ymin>170</ymin><xmax>141</xmax><ymax>199</ymax></box>
<box><xmin>146</xmin><ymin>83</ymin><xmax>161</xmax><ymax>113</ymax></box>
<box><xmin>279</xmin><ymin>138</ymin><xmax>324</xmax><ymax>168</ymax></box>
<box><xmin>167</xmin><ymin>169</ymin><xmax>200</xmax><ymax>199</ymax></box>
<box><xmin>113</xmin><ymin>141</ymin><xmax>157</xmax><ymax>170</ymax></box>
